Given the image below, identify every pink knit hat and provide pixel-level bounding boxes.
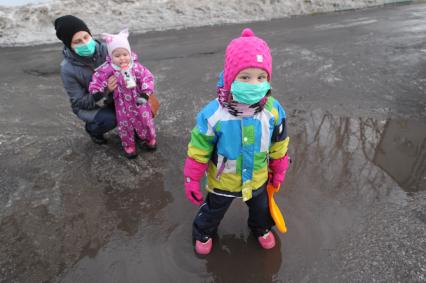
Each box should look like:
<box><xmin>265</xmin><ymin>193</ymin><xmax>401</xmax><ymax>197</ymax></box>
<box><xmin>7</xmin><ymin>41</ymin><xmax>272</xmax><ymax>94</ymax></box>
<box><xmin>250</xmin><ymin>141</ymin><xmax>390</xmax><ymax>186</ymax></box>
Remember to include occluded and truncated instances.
<box><xmin>102</xmin><ymin>28</ymin><xmax>131</xmax><ymax>56</ymax></box>
<box><xmin>223</xmin><ymin>28</ymin><xmax>272</xmax><ymax>90</ymax></box>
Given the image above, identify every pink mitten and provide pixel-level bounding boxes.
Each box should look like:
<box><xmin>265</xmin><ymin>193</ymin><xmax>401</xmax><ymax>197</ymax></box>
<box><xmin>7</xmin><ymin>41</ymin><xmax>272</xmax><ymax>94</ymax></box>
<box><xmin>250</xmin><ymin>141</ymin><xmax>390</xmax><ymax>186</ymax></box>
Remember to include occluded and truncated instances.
<box><xmin>185</xmin><ymin>181</ymin><xmax>203</xmax><ymax>206</ymax></box>
<box><xmin>269</xmin><ymin>154</ymin><xmax>290</xmax><ymax>188</ymax></box>
<box><xmin>184</xmin><ymin>157</ymin><xmax>208</xmax><ymax>206</ymax></box>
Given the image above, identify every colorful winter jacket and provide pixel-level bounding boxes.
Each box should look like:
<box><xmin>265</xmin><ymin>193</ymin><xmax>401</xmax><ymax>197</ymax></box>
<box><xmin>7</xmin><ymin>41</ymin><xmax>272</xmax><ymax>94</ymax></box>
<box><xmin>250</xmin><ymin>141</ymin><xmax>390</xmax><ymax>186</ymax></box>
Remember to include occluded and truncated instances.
<box><xmin>187</xmin><ymin>96</ymin><xmax>289</xmax><ymax>196</ymax></box>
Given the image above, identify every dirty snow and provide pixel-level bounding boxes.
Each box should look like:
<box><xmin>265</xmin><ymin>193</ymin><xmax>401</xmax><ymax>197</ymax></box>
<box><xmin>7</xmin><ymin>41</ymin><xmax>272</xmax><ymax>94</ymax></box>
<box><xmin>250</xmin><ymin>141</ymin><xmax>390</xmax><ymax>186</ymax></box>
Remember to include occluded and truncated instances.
<box><xmin>0</xmin><ymin>0</ymin><xmax>412</xmax><ymax>46</ymax></box>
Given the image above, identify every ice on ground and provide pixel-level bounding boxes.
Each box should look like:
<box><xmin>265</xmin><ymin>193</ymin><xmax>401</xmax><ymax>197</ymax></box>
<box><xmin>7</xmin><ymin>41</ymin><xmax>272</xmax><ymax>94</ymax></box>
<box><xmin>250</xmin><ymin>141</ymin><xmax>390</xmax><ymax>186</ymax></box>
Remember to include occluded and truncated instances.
<box><xmin>0</xmin><ymin>0</ymin><xmax>411</xmax><ymax>46</ymax></box>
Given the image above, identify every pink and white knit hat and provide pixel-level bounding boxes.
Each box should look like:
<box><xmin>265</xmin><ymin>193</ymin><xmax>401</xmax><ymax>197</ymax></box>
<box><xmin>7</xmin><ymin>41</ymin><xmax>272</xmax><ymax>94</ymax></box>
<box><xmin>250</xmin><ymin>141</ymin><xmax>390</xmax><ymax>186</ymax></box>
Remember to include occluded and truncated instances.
<box><xmin>223</xmin><ymin>28</ymin><xmax>272</xmax><ymax>90</ymax></box>
<box><xmin>102</xmin><ymin>28</ymin><xmax>131</xmax><ymax>56</ymax></box>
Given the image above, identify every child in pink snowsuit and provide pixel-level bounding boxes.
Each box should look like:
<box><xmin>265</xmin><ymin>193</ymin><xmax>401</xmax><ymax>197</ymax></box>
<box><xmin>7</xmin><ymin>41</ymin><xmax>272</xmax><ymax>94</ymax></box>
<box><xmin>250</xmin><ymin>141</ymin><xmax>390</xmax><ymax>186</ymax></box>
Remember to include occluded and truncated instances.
<box><xmin>89</xmin><ymin>29</ymin><xmax>156</xmax><ymax>158</ymax></box>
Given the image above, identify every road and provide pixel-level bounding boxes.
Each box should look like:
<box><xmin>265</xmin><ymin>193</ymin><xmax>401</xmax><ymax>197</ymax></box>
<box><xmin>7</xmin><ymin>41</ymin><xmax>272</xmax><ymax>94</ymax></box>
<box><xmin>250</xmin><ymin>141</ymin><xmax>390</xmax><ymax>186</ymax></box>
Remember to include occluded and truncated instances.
<box><xmin>0</xmin><ymin>2</ymin><xmax>425</xmax><ymax>282</ymax></box>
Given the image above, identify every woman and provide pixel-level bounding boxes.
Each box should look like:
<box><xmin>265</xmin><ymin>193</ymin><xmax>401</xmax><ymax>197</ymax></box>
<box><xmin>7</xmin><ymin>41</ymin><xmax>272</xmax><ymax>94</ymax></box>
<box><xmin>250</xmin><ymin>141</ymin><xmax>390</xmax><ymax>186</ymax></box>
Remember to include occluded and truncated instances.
<box><xmin>55</xmin><ymin>15</ymin><xmax>117</xmax><ymax>144</ymax></box>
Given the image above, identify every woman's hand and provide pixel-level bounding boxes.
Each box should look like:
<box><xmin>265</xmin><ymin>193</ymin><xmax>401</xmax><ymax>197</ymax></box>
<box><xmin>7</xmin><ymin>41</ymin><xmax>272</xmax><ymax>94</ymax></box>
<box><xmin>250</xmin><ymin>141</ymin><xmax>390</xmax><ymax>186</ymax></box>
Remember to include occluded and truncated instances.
<box><xmin>107</xmin><ymin>76</ymin><xmax>117</xmax><ymax>92</ymax></box>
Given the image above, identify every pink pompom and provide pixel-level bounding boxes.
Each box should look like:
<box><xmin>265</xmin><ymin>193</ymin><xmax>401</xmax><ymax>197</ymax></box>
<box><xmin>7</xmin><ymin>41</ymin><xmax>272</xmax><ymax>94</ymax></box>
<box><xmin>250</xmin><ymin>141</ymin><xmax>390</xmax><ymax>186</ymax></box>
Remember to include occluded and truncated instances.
<box><xmin>241</xmin><ymin>28</ymin><xmax>254</xmax><ymax>37</ymax></box>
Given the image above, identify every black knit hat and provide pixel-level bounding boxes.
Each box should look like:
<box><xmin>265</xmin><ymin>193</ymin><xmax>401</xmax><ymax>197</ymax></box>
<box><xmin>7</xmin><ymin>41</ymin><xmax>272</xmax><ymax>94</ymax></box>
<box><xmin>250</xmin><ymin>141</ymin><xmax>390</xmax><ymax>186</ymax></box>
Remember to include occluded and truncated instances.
<box><xmin>54</xmin><ymin>15</ymin><xmax>91</xmax><ymax>49</ymax></box>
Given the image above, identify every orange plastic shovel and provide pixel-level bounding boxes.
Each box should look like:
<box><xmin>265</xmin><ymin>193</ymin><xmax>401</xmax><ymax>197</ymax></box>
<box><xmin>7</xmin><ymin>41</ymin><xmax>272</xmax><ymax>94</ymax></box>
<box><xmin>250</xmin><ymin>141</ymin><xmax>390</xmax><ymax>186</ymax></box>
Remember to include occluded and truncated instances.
<box><xmin>267</xmin><ymin>183</ymin><xmax>287</xmax><ymax>233</ymax></box>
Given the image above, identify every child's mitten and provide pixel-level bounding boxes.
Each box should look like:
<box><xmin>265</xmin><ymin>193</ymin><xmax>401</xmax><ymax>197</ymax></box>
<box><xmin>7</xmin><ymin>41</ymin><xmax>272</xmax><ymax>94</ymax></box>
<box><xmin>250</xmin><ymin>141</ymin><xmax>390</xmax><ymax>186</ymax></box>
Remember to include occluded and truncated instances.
<box><xmin>184</xmin><ymin>157</ymin><xmax>208</xmax><ymax>206</ymax></box>
<box><xmin>268</xmin><ymin>154</ymin><xmax>290</xmax><ymax>188</ymax></box>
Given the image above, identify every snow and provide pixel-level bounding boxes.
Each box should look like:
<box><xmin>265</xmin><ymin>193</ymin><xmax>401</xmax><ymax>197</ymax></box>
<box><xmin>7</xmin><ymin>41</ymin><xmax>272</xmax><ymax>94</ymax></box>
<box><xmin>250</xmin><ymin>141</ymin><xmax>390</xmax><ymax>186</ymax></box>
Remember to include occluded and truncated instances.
<box><xmin>0</xmin><ymin>0</ymin><xmax>411</xmax><ymax>47</ymax></box>
<box><xmin>0</xmin><ymin>0</ymin><xmax>51</xmax><ymax>6</ymax></box>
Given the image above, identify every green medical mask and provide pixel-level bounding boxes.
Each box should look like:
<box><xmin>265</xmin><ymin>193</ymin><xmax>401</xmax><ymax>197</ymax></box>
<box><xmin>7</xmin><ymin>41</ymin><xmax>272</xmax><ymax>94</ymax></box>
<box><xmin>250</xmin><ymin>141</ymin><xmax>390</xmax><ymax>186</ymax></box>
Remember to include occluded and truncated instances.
<box><xmin>73</xmin><ymin>38</ymin><xmax>96</xmax><ymax>57</ymax></box>
<box><xmin>231</xmin><ymin>81</ymin><xmax>270</xmax><ymax>105</ymax></box>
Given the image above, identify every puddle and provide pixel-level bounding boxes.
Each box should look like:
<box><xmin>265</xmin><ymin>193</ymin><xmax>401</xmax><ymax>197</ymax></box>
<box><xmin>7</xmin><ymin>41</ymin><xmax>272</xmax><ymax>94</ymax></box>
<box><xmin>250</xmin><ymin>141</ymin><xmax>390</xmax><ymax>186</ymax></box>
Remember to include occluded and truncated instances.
<box><xmin>373</xmin><ymin>120</ymin><xmax>426</xmax><ymax>192</ymax></box>
<box><xmin>291</xmin><ymin>110</ymin><xmax>425</xmax><ymax>194</ymax></box>
<box><xmin>0</xmin><ymin>110</ymin><xmax>424</xmax><ymax>282</ymax></box>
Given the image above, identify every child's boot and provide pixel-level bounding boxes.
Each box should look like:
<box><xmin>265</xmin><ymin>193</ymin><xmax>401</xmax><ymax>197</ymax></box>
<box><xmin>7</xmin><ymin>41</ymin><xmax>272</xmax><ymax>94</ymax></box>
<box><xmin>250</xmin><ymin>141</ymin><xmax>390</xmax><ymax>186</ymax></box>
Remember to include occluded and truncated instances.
<box><xmin>258</xmin><ymin>231</ymin><xmax>276</xmax><ymax>249</ymax></box>
<box><xmin>195</xmin><ymin>237</ymin><xmax>212</xmax><ymax>255</ymax></box>
<box><xmin>124</xmin><ymin>145</ymin><xmax>137</xmax><ymax>159</ymax></box>
<box><xmin>145</xmin><ymin>138</ymin><xmax>157</xmax><ymax>151</ymax></box>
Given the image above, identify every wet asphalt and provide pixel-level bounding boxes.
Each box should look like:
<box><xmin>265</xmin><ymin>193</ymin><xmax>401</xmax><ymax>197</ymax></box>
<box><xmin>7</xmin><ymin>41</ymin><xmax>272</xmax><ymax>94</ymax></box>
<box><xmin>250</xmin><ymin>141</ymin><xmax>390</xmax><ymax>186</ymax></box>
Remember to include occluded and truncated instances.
<box><xmin>0</xmin><ymin>2</ymin><xmax>425</xmax><ymax>283</ymax></box>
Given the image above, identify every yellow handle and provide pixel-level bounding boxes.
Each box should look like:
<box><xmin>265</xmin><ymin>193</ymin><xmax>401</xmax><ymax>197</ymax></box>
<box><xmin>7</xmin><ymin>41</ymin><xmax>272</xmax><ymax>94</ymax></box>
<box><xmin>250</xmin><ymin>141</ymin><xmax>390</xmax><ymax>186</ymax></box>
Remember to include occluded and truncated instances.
<box><xmin>267</xmin><ymin>183</ymin><xmax>287</xmax><ymax>233</ymax></box>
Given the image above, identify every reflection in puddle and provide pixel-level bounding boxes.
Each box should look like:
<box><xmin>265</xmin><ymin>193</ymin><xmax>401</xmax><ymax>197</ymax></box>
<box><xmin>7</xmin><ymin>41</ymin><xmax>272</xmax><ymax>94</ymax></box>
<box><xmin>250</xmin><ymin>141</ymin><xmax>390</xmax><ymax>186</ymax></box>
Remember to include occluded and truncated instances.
<box><xmin>292</xmin><ymin>110</ymin><xmax>425</xmax><ymax>197</ymax></box>
<box><xmin>374</xmin><ymin>120</ymin><xmax>426</xmax><ymax>192</ymax></box>
<box><xmin>204</xmin><ymin>233</ymin><xmax>282</xmax><ymax>282</ymax></box>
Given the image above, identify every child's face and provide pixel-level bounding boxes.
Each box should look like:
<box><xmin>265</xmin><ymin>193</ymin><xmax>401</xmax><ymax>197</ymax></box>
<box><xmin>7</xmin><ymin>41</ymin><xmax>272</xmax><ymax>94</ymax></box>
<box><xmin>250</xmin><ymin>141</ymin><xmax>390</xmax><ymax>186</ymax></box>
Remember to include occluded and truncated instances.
<box><xmin>112</xmin><ymin>48</ymin><xmax>131</xmax><ymax>68</ymax></box>
<box><xmin>235</xmin><ymin>68</ymin><xmax>268</xmax><ymax>84</ymax></box>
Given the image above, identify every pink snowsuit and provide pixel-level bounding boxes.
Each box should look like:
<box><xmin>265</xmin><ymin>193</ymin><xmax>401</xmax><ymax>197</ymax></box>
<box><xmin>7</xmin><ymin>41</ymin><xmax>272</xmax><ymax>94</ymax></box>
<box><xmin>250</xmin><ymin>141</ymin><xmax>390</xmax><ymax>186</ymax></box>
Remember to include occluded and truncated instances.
<box><xmin>89</xmin><ymin>52</ymin><xmax>156</xmax><ymax>148</ymax></box>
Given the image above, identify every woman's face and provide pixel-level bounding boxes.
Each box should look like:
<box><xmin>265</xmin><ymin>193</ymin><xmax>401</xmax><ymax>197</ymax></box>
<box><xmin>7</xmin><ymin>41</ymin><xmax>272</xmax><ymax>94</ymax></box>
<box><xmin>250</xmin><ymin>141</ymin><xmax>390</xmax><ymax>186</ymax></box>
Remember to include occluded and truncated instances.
<box><xmin>111</xmin><ymin>48</ymin><xmax>131</xmax><ymax>68</ymax></box>
<box><xmin>70</xmin><ymin>31</ymin><xmax>92</xmax><ymax>49</ymax></box>
<box><xmin>235</xmin><ymin>68</ymin><xmax>268</xmax><ymax>84</ymax></box>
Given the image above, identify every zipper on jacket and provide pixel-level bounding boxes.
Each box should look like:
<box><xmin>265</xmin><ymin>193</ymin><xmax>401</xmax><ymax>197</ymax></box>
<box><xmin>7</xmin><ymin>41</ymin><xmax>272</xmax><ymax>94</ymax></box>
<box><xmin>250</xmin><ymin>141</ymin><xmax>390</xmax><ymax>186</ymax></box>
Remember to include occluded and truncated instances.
<box><xmin>215</xmin><ymin>157</ymin><xmax>227</xmax><ymax>180</ymax></box>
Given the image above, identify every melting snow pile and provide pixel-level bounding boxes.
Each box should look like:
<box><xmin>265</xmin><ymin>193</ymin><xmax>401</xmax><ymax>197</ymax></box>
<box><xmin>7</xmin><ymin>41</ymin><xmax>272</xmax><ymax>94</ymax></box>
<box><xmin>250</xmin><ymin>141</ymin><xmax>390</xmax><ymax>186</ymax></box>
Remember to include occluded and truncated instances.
<box><xmin>0</xmin><ymin>0</ymin><xmax>410</xmax><ymax>46</ymax></box>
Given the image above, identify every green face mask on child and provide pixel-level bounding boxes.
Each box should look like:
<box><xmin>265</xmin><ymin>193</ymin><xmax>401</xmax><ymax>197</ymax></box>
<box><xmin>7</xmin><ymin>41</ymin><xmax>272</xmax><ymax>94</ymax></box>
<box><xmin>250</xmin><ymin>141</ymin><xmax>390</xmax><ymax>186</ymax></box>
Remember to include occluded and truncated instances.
<box><xmin>231</xmin><ymin>81</ymin><xmax>270</xmax><ymax>105</ymax></box>
<box><xmin>73</xmin><ymin>38</ymin><xmax>96</xmax><ymax>57</ymax></box>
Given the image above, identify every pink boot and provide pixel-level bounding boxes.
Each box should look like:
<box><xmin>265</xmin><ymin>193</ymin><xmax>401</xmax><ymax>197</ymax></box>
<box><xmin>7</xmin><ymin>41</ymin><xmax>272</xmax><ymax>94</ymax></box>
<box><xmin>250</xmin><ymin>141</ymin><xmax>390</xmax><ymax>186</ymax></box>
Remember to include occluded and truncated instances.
<box><xmin>195</xmin><ymin>238</ymin><xmax>212</xmax><ymax>255</ymax></box>
<box><xmin>124</xmin><ymin>145</ymin><xmax>137</xmax><ymax>159</ymax></box>
<box><xmin>258</xmin><ymin>231</ymin><xmax>276</xmax><ymax>249</ymax></box>
<box><xmin>145</xmin><ymin>138</ymin><xmax>157</xmax><ymax>151</ymax></box>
